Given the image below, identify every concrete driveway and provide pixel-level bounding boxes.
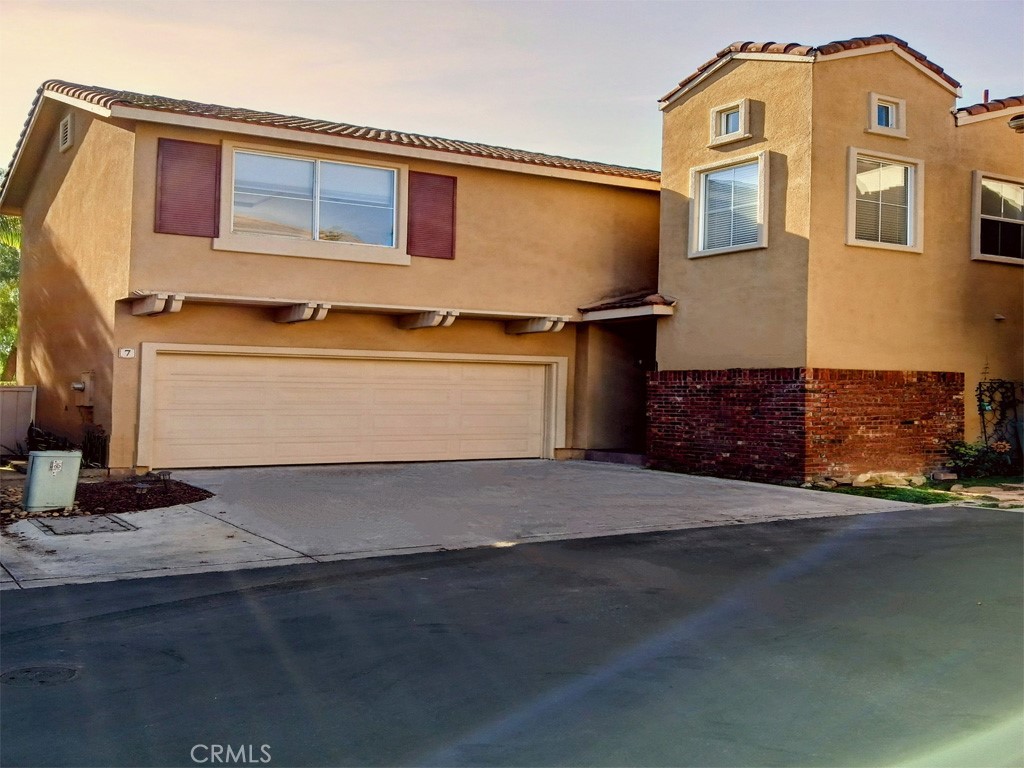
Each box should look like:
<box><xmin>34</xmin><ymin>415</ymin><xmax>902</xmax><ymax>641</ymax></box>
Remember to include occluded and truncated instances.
<box><xmin>176</xmin><ymin>460</ymin><xmax>914</xmax><ymax>558</ymax></box>
<box><xmin>2</xmin><ymin>460</ymin><xmax>917</xmax><ymax>588</ymax></box>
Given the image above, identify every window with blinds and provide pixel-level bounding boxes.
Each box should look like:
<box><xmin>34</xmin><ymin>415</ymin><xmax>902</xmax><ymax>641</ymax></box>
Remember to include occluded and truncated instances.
<box><xmin>854</xmin><ymin>157</ymin><xmax>912</xmax><ymax>246</ymax></box>
<box><xmin>974</xmin><ymin>173</ymin><xmax>1024</xmax><ymax>263</ymax></box>
<box><xmin>692</xmin><ymin>155</ymin><xmax>765</xmax><ymax>256</ymax></box>
<box><xmin>698</xmin><ymin>159</ymin><xmax>762</xmax><ymax>252</ymax></box>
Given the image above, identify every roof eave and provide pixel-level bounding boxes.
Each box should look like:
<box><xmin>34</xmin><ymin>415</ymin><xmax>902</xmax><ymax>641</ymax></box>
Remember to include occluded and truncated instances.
<box><xmin>1</xmin><ymin>89</ymin><xmax>114</xmax><ymax>215</ymax></box>
<box><xmin>955</xmin><ymin>105</ymin><xmax>1024</xmax><ymax>127</ymax></box>
<box><xmin>660</xmin><ymin>52</ymin><xmax>815</xmax><ymax>110</ymax></box>
<box><xmin>659</xmin><ymin>39</ymin><xmax>961</xmax><ymax>112</ymax></box>
<box><xmin>111</xmin><ymin>105</ymin><xmax>661</xmax><ymax>190</ymax></box>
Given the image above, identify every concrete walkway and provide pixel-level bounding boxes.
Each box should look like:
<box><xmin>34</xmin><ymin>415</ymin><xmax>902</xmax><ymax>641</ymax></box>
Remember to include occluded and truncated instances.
<box><xmin>0</xmin><ymin>460</ymin><xmax>917</xmax><ymax>589</ymax></box>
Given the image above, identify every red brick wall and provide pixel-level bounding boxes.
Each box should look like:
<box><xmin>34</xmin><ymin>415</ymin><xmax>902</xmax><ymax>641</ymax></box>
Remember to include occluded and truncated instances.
<box><xmin>803</xmin><ymin>369</ymin><xmax>964</xmax><ymax>479</ymax></box>
<box><xmin>647</xmin><ymin>369</ymin><xmax>807</xmax><ymax>483</ymax></box>
<box><xmin>647</xmin><ymin>368</ymin><xmax>964</xmax><ymax>484</ymax></box>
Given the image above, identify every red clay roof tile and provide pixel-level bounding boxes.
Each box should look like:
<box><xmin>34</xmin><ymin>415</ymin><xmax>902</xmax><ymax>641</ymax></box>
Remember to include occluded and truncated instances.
<box><xmin>579</xmin><ymin>292</ymin><xmax>677</xmax><ymax>313</ymax></box>
<box><xmin>34</xmin><ymin>80</ymin><xmax>660</xmax><ymax>182</ymax></box>
<box><xmin>955</xmin><ymin>95</ymin><xmax>1024</xmax><ymax>116</ymax></box>
<box><xmin>660</xmin><ymin>34</ymin><xmax>961</xmax><ymax>103</ymax></box>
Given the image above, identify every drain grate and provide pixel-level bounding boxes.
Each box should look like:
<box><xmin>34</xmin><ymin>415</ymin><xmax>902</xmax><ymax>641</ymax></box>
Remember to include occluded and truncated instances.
<box><xmin>1</xmin><ymin>665</ymin><xmax>80</xmax><ymax>687</ymax></box>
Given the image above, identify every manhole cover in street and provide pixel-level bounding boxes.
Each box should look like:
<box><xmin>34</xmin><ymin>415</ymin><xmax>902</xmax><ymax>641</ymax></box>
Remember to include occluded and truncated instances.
<box><xmin>0</xmin><ymin>665</ymin><xmax>79</xmax><ymax>686</ymax></box>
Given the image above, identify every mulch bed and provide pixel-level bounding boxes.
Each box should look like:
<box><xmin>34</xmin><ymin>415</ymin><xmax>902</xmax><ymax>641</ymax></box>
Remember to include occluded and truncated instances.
<box><xmin>1</xmin><ymin>478</ymin><xmax>214</xmax><ymax>525</ymax></box>
<box><xmin>75</xmin><ymin>479</ymin><xmax>214</xmax><ymax>513</ymax></box>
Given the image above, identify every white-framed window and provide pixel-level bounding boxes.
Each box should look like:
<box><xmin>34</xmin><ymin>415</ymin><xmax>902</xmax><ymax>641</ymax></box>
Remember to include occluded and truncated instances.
<box><xmin>847</xmin><ymin>148</ymin><xmax>923</xmax><ymax>253</ymax></box>
<box><xmin>867</xmin><ymin>93</ymin><xmax>907</xmax><ymax>138</ymax></box>
<box><xmin>709</xmin><ymin>99</ymin><xmax>751</xmax><ymax>147</ymax></box>
<box><xmin>972</xmin><ymin>171</ymin><xmax>1024</xmax><ymax>264</ymax></box>
<box><xmin>214</xmin><ymin>142</ymin><xmax>410</xmax><ymax>266</ymax></box>
<box><xmin>688</xmin><ymin>150</ymin><xmax>769</xmax><ymax>257</ymax></box>
<box><xmin>232</xmin><ymin>150</ymin><xmax>397</xmax><ymax>247</ymax></box>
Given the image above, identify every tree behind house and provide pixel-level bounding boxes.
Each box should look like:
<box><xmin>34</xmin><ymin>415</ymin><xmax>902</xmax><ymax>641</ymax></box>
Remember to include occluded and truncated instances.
<box><xmin>0</xmin><ymin>169</ymin><xmax>20</xmax><ymax>379</ymax></box>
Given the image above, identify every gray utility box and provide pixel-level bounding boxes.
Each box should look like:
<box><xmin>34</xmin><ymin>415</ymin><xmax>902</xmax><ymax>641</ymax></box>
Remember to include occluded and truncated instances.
<box><xmin>23</xmin><ymin>450</ymin><xmax>83</xmax><ymax>512</ymax></box>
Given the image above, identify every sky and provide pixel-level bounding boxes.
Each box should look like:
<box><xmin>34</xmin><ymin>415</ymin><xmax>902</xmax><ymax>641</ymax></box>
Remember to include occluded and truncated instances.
<box><xmin>1</xmin><ymin>0</ymin><xmax>1022</xmax><ymax>171</ymax></box>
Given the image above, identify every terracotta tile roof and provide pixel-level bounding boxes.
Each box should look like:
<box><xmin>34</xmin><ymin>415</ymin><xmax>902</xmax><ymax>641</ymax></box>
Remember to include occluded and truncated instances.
<box><xmin>34</xmin><ymin>80</ymin><xmax>660</xmax><ymax>182</ymax></box>
<box><xmin>955</xmin><ymin>95</ymin><xmax>1024</xmax><ymax>116</ymax></box>
<box><xmin>579</xmin><ymin>292</ymin><xmax>677</xmax><ymax>313</ymax></box>
<box><xmin>660</xmin><ymin>34</ymin><xmax>961</xmax><ymax>103</ymax></box>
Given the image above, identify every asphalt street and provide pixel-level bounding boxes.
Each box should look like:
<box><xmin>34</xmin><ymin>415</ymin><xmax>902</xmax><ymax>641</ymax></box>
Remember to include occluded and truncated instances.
<box><xmin>1</xmin><ymin>506</ymin><xmax>1021</xmax><ymax>767</ymax></box>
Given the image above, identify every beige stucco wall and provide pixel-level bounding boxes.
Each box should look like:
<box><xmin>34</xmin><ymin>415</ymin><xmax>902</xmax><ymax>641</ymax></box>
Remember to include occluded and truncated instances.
<box><xmin>806</xmin><ymin>51</ymin><xmax>1024</xmax><ymax>439</ymax></box>
<box><xmin>17</xmin><ymin>110</ymin><xmax>134</xmax><ymax>445</ymax></box>
<box><xmin>657</xmin><ymin>59</ymin><xmax>814</xmax><ymax>370</ymax></box>
<box><xmin>90</xmin><ymin>121</ymin><xmax>660</xmax><ymax>468</ymax></box>
<box><xmin>127</xmin><ymin>124</ymin><xmax>659</xmax><ymax>316</ymax></box>
<box><xmin>657</xmin><ymin>49</ymin><xmax>1023</xmax><ymax>443</ymax></box>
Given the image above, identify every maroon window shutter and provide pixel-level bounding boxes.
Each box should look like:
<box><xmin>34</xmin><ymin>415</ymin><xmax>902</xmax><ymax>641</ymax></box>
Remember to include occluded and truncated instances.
<box><xmin>155</xmin><ymin>138</ymin><xmax>221</xmax><ymax>237</ymax></box>
<box><xmin>407</xmin><ymin>171</ymin><xmax>456</xmax><ymax>259</ymax></box>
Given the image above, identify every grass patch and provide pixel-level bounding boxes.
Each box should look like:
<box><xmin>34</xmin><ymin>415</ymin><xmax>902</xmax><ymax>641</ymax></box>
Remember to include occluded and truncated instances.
<box><xmin>822</xmin><ymin>474</ymin><xmax>1024</xmax><ymax>507</ymax></box>
<box><xmin>825</xmin><ymin>486</ymin><xmax>962</xmax><ymax>504</ymax></box>
<box><xmin>926</xmin><ymin>475</ymin><xmax>1023</xmax><ymax>491</ymax></box>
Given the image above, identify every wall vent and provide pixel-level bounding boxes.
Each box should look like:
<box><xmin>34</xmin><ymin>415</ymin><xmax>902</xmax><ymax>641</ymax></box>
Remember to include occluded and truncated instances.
<box><xmin>58</xmin><ymin>114</ymin><xmax>73</xmax><ymax>153</ymax></box>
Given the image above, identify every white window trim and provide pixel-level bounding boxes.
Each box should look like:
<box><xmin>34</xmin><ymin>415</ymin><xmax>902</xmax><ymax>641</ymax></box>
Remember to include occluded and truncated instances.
<box><xmin>688</xmin><ymin>150</ymin><xmax>769</xmax><ymax>258</ymax></box>
<box><xmin>971</xmin><ymin>169</ymin><xmax>1024</xmax><ymax>265</ymax></box>
<box><xmin>709</xmin><ymin>99</ymin><xmax>752</xmax><ymax>147</ymax></box>
<box><xmin>213</xmin><ymin>140</ymin><xmax>411</xmax><ymax>266</ymax></box>
<box><xmin>846</xmin><ymin>147</ymin><xmax>924</xmax><ymax>253</ymax></box>
<box><xmin>867</xmin><ymin>92</ymin><xmax>907</xmax><ymax>139</ymax></box>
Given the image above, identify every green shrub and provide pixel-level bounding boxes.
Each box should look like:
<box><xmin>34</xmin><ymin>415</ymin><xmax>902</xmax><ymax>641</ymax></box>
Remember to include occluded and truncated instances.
<box><xmin>945</xmin><ymin>440</ymin><xmax>1015</xmax><ymax>478</ymax></box>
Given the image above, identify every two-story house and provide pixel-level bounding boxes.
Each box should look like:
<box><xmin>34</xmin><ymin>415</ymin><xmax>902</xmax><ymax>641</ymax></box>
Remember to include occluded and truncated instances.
<box><xmin>0</xmin><ymin>82</ymin><xmax>662</xmax><ymax>471</ymax></box>
<box><xmin>648</xmin><ymin>35</ymin><xmax>1023</xmax><ymax>483</ymax></box>
<box><xmin>2</xmin><ymin>34</ymin><xmax>1021</xmax><ymax>484</ymax></box>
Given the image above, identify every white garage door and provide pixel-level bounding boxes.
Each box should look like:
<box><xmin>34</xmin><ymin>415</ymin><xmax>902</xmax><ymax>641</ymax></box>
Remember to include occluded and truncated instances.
<box><xmin>145</xmin><ymin>352</ymin><xmax>551</xmax><ymax>468</ymax></box>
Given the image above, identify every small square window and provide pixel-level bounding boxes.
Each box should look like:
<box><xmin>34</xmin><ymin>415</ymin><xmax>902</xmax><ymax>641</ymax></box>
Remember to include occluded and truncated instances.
<box><xmin>876</xmin><ymin>102</ymin><xmax>895</xmax><ymax>128</ymax></box>
<box><xmin>709</xmin><ymin>99</ymin><xmax>751</xmax><ymax>147</ymax></box>
<box><xmin>720</xmin><ymin>108</ymin><xmax>740</xmax><ymax>136</ymax></box>
<box><xmin>867</xmin><ymin>93</ymin><xmax>907</xmax><ymax>138</ymax></box>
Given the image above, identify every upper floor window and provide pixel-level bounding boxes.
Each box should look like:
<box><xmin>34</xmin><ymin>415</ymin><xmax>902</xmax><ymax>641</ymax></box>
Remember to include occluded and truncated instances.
<box><xmin>720</xmin><ymin>108</ymin><xmax>740</xmax><ymax>135</ymax></box>
<box><xmin>867</xmin><ymin>93</ymin><xmax>907</xmax><ymax>138</ymax></box>
<box><xmin>233</xmin><ymin>151</ymin><xmax>396</xmax><ymax>247</ymax></box>
<box><xmin>876</xmin><ymin>101</ymin><xmax>895</xmax><ymax>128</ymax></box>
<box><xmin>709</xmin><ymin>99</ymin><xmax>751</xmax><ymax>147</ymax></box>
<box><xmin>972</xmin><ymin>171</ymin><xmax>1024</xmax><ymax>264</ymax></box>
<box><xmin>156</xmin><ymin>139</ymin><xmax>456</xmax><ymax>265</ymax></box>
<box><xmin>847</xmin><ymin>148</ymin><xmax>923</xmax><ymax>253</ymax></box>
<box><xmin>689</xmin><ymin>150</ymin><xmax>768</xmax><ymax>257</ymax></box>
